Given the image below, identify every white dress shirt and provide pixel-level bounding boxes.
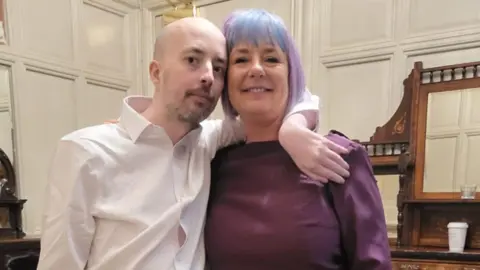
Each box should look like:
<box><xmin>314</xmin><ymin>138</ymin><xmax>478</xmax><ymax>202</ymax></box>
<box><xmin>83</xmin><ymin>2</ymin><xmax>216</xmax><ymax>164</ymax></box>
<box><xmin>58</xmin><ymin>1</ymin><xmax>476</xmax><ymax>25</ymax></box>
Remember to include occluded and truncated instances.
<box><xmin>37</xmin><ymin>92</ymin><xmax>319</xmax><ymax>270</ymax></box>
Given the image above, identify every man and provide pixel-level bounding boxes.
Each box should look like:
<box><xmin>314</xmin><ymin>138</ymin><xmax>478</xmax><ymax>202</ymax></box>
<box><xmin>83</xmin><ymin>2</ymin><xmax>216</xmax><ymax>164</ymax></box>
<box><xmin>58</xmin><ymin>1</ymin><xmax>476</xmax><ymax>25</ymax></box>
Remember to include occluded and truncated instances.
<box><xmin>37</xmin><ymin>17</ymin><xmax>350</xmax><ymax>270</ymax></box>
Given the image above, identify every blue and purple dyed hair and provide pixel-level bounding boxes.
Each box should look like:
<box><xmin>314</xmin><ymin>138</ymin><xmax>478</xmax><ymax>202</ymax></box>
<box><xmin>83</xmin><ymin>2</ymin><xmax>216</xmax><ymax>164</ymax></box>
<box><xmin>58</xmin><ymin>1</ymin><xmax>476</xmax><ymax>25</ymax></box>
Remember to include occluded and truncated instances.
<box><xmin>221</xmin><ymin>9</ymin><xmax>306</xmax><ymax>118</ymax></box>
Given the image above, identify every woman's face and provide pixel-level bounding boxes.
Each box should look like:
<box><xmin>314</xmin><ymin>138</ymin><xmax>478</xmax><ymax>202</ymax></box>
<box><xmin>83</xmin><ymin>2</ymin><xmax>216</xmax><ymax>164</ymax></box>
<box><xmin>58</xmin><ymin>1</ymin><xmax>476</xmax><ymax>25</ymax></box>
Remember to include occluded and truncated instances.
<box><xmin>227</xmin><ymin>42</ymin><xmax>289</xmax><ymax>121</ymax></box>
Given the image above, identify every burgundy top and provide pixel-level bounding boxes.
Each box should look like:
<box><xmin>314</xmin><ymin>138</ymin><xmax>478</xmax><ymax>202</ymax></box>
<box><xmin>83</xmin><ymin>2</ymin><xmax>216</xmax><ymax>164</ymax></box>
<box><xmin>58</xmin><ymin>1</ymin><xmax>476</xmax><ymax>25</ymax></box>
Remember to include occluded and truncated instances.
<box><xmin>205</xmin><ymin>131</ymin><xmax>392</xmax><ymax>270</ymax></box>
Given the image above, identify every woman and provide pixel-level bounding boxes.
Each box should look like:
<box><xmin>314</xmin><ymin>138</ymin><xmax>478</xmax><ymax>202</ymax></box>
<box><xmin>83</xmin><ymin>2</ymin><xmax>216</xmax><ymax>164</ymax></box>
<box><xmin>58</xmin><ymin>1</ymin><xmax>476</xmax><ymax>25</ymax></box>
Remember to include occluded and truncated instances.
<box><xmin>204</xmin><ymin>9</ymin><xmax>391</xmax><ymax>270</ymax></box>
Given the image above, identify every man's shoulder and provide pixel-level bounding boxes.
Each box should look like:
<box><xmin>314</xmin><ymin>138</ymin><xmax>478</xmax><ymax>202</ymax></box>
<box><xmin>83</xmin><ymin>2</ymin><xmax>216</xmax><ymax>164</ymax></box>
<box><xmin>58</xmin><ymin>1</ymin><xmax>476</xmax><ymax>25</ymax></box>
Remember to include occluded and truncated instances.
<box><xmin>62</xmin><ymin>123</ymin><xmax>118</xmax><ymax>141</ymax></box>
<box><xmin>60</xmin><ymin>124</ymin><xmax>127</xmax><ymax>151</ymax></box>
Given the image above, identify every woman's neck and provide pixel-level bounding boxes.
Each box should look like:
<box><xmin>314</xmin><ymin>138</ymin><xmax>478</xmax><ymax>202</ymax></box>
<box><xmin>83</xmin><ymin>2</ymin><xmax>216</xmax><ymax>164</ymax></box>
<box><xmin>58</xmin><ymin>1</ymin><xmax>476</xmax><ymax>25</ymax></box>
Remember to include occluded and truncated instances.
<box><xmin>242</xmin><ymin>115</ymin><xmax>283</xmax><ymax>143</ymax></box>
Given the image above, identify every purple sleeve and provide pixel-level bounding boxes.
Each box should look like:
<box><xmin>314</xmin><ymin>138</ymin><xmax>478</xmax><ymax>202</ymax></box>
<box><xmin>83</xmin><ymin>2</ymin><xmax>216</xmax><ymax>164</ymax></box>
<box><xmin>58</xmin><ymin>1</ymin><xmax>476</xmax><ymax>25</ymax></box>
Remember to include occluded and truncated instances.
<box><xmin>329</xmin><ymin>144</ymin><xmax>392</xmax><ymax>269</ymax></box>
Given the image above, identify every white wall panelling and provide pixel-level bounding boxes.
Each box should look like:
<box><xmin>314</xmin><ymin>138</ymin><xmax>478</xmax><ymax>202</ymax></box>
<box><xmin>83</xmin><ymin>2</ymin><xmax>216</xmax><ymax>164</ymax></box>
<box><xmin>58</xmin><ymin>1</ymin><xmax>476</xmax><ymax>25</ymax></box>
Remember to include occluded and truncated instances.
<box><xmin>2</xmin><ymin>0</ymin><xmax>476</xmax><ymax>237</ymax></box>
<box><xmin>0</xmin><ymin>0</ymin><xmax>143</xmax><ymax>236</ymax></box>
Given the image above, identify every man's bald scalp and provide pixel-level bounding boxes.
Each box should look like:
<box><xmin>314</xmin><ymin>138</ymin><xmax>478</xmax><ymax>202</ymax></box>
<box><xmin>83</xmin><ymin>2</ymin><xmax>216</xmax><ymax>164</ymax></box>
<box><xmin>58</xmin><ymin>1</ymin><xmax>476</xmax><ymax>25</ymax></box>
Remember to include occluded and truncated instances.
<box><xmin>153</xmin><ymin>17</ymin><xmax>223</xmax><ymax>61</ymax></box>
<box><xmin>153</xmin><ymin>23</ymin><xmax>174</xmax><ymax>61</ymax></box>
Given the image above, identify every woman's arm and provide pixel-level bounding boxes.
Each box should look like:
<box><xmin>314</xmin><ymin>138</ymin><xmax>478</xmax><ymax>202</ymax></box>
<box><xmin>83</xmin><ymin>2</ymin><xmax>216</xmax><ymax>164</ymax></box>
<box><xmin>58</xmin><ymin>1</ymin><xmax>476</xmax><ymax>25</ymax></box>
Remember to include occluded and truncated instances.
<box><xmin>327</xmin><ymin>134</ymin><xmax>392</xmax><ymax>269</ymax></box>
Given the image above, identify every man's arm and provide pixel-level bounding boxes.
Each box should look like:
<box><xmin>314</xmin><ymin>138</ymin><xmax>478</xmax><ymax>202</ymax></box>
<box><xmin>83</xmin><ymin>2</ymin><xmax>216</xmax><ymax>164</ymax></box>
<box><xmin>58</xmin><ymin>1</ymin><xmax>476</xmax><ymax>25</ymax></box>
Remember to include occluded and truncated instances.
<box><xmin>284</xmin><ymin>89</ymin><xmax>321</xmax><ymax>131</ymax></box>
<box><xmin>37</xmin><ymin>140</ymin><xmax>97</xmax><ymax>270</ymax></box>
<box><xmin>330</xmin><ymin>143</ymin><xmax>392</xmax><ymax>269</ymax></box>
<box><xmin>203</xmin><ymin>89</ymin><xmax>350</xmax><ymax>184</ymax></box>
<box><xmin>202</xmin><ymin>89</ymin><xmax>319</xmax><ymax>156</ymax></box>
<box><xmin>278</xmin><ymin>90</ymin><xmax>350</xmax><ymax>184</ymax></box>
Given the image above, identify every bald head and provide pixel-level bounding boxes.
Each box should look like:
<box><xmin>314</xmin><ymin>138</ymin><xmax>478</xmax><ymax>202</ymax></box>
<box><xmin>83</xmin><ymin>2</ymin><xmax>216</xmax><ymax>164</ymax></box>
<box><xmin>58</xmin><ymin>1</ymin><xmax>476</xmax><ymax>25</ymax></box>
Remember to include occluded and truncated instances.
<box><xmin>147</xmin><ymin>16</ymin><xmax>227</xmax><ymax>127</ymax></box>
<box><xmin>153</xmin><ymin>17</ymin><xmax>224</xmax><ymax>62</ymax></box>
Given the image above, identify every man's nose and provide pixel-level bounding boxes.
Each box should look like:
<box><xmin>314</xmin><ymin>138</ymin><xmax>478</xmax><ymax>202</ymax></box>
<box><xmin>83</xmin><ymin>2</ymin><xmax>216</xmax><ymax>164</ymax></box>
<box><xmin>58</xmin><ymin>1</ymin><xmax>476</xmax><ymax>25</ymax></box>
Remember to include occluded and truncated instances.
<box><xmin>200</xmin><ymin>63</ymin><xmax>214</xmax><ymax>88</ymax></box>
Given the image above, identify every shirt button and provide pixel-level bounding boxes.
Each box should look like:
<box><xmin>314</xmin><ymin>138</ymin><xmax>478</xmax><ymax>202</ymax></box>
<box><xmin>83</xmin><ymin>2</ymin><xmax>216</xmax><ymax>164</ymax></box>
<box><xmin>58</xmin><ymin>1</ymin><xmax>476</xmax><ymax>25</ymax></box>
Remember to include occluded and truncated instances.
<box><xmin>175</xmin><ymin>145</ymin><xmax>186</xmax><ymax>157</ymax></box>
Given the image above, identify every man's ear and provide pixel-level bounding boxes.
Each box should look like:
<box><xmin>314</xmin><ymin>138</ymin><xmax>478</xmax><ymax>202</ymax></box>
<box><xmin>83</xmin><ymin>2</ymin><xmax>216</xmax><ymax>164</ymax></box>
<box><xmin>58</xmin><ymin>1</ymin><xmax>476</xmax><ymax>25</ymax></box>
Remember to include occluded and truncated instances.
<box><xmin>149</xmin><ymin>60</ymin><xmax>161</xmax><ymax>84</ymax></box>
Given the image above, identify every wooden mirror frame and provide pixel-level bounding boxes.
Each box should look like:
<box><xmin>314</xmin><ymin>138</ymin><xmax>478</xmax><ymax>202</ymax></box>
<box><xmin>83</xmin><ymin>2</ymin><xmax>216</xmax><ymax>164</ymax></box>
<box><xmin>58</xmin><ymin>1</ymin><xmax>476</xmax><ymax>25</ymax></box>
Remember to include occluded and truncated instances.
<box><xmin>0</xmin><ymin>0</ymin><xmax>6</xmax><ymax>45</ymax></box>
<box><xmin>412</xmin><ymin>61</ymin><xmax>480</xmax><ymax>201</ymax></box>
<box><xmin>357</xmin><ymin>64</ymin><xmax>417</xmax><ymax>247</ymax></box>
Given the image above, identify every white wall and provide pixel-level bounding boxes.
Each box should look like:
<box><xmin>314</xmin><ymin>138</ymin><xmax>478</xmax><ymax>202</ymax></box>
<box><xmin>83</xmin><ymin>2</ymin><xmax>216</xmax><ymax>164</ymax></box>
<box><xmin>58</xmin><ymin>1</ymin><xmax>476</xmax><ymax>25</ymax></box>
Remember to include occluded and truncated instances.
<box><xmin>1</xmin><ymin>0</ymin><xmax>143</xmax><ymax>236</ymax></box>
<box><xmin>143</xmin><ymin>0</ymin><xmax>480</xmax><ymax>236</ymax></box>
<box><xmin>2</xmin><ymin>0</ymin><xmax>478</xmax><ymax>237</ymax></box>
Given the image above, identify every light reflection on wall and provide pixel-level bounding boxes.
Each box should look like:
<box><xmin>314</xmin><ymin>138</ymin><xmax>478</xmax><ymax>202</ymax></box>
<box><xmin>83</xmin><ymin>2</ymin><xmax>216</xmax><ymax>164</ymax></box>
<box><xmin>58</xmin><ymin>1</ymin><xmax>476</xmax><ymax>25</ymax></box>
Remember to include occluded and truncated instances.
<box><xmin>161</xmin><ymin>3</ymin><xmax>199</xmax><ymax>27</ymax></box>
<box><xmin>87</xmin><ymin>25</ymin><xmax>115</xmax><ymax>47</ymax></box>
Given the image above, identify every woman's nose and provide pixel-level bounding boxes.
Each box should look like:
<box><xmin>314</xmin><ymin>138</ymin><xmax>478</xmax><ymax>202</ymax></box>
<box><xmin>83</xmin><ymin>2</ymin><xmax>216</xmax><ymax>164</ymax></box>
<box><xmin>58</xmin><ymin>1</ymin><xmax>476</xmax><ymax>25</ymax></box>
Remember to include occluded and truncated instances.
<box><xmin>248</xmin><ymin>61</ymin><xmax>265</xmax><ymax>78</ymax></box>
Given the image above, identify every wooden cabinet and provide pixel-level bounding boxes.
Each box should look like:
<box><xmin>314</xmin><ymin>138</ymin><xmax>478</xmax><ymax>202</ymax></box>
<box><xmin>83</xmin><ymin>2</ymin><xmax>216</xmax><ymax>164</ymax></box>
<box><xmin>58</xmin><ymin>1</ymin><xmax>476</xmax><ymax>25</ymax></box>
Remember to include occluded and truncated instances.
<box><xmin>0</xmin><ymin>238</ymin><xmax>40</xmax><ymax>270</ymax></box>
<box><xmin>391</xmin><ymin>247</ymin><xmax>480</xmax><ymax>269</ymax></box>
<box><xmin>359</xmin><ymin>61</ymin><xmax>480</xmax><ymax>270</ymax></box>
<box><xmin>392</xmin><ymin>260</ymin><xmax>480</xmax><ymax>270</ymax></box>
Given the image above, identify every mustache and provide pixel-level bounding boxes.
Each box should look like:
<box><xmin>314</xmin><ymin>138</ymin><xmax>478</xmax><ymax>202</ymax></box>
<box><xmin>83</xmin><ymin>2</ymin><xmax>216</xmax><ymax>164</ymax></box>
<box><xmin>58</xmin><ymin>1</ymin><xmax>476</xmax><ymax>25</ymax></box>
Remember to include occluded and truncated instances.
<box><xmin>185</xmin><ymin>88</ymin><xmax>215</xmax><ymax>103</ymax></box>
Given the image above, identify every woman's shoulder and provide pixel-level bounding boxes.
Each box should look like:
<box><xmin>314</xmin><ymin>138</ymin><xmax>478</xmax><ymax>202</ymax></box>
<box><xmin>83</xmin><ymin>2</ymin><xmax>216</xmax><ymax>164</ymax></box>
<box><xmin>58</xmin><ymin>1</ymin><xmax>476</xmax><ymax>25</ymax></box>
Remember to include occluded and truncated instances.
<box><xmin>325</xmin><ymin>130</ymin><xmax>374</xmax><ymax>181</ymax></box>
<box><xmin>213</xmin><ymin>141</ymin><xmax>287</xmax><ymax>163</ymax></box>
<box><xmin>324</xmin><ymin>131</ymin><xmax>382</xmax><ymax>202</ymax></box>
<box><xmin>325</xmin><ymin>130</ymin><xmax>372</xmax><ymax>165</ymax></box>
<box><xmin>214</xmin><ymin>142</ymin><xmax>245</xmax><ymax>157</ymax></box>
<box><xmin>325</xmin><ymin>130</ymin><xmax>364</xmax><ymax>154</ymax></box>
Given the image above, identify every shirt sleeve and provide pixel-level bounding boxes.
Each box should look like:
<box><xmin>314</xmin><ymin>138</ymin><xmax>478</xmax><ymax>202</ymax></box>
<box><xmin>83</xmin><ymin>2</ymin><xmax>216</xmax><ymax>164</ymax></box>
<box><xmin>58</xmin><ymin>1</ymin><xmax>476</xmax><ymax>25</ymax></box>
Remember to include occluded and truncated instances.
<box><xmin>200</xmin><ymin>118</ymin><xmax>245</xmax><ymax>160</ymax></box>
<box><xmin>284</xmin><ymin>88</ymin><xmax>320</xmax><ymax>124</ymax></box>
<box><xmin>329</xmin><ymin>144</ymin><xmax>392</xmax><ymax>269</ymax></box>
<box><xmin>37</xmin><ymin>139</ymin><xmax>98</xmax><ymax>270</ymax></box>
<box><xmin>201</xmin><ymin>88</ymin><xmax>320</xmax><ymax>158</ymax></box>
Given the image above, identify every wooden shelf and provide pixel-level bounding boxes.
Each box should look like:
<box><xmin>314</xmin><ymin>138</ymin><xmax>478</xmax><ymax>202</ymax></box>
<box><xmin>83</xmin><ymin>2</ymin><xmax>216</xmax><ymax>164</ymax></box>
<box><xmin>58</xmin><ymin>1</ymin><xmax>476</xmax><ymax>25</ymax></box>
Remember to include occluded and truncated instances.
<box><xmin>370</xmin><ymin>155</ymin><xmax>399</xmax><ymax>167</ymax></box>
<box><xmin>404</xmin><ymin>199</ymin><xmax>480</xmax><ymax>204</ymax></box>
<box><xmin>391</xmin><ymin>246</ymin><xmax>480</xmax><ymax>263</ymax></box>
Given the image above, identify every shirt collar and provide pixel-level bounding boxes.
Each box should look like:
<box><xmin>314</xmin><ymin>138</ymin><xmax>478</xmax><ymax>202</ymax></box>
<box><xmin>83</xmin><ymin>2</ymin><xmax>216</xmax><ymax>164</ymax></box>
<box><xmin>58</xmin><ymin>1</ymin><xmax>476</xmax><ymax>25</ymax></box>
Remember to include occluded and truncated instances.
<box><xmin>119</xmin><ymin>95</ymin><xmax>203</xmax><ymax>146</ymax></box>
<box><xmin>119</xmin><ymin>96</ymin><xmax>154</xmax><ymax>143</ymax></box>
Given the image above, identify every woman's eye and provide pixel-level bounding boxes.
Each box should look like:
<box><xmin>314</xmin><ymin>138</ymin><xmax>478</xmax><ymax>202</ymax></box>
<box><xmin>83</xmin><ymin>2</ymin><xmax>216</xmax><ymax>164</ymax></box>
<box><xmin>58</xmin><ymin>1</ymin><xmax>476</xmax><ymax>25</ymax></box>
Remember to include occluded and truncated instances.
<box><xmin>234</xmin><ymin>57</ymin><xmax>248</xmax><ymax>64</ymax></box>
<box><xmin>265</xmin><ymin>57</ymin><xmax>279</xmax><ymax>63</ymax></box>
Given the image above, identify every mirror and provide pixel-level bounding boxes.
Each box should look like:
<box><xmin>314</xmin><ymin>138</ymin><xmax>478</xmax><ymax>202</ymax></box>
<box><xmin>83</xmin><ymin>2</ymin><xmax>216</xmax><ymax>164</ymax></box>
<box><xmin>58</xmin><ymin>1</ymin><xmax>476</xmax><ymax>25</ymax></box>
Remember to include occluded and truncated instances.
<box><xmin>0</xmin><ymin>207</ymin><xmax>10</xmax><ymax>228</ymax></box>
<box><xmin>0</xmin><ymin>65</ymin><xmax>13</xmax><ymax>162</ymax></box>
<box><xmin>423</xmin><ymin>87</ymin><xmax>480</xmax><ymax>194</ymax></box>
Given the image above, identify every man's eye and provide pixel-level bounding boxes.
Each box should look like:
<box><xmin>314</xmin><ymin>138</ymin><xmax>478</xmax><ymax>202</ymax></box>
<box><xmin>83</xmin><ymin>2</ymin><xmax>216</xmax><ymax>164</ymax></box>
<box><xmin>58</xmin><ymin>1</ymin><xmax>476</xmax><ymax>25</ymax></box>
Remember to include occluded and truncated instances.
<box><xmin>187</xmin><ymin>57</ymin><xmax>198</xmax><ymax>64</ymax></box>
